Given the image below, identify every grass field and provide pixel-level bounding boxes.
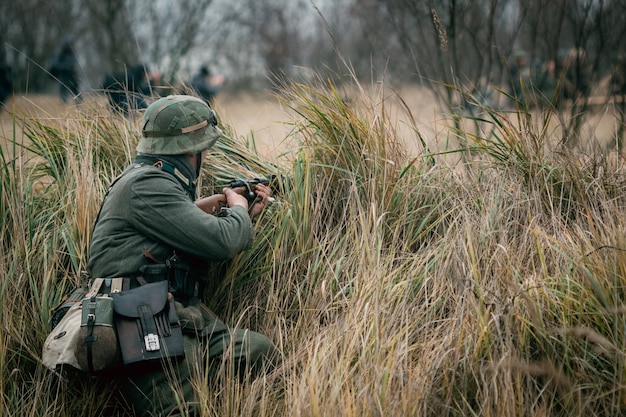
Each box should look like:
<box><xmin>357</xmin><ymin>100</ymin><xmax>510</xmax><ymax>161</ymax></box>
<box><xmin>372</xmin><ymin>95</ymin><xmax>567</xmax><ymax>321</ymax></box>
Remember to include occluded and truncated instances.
<box><xmin>2</xmin><ymin>78</ymin><xmax>626</xmax><ymax>416</ymax></box>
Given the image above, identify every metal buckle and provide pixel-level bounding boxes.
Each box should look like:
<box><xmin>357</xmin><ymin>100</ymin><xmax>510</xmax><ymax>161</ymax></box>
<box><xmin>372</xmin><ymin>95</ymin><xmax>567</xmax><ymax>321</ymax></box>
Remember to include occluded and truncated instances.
<box><xmin>144</xmin><ymin>333</ymin><xmax>160</xmax><ymax>352</ymax></box>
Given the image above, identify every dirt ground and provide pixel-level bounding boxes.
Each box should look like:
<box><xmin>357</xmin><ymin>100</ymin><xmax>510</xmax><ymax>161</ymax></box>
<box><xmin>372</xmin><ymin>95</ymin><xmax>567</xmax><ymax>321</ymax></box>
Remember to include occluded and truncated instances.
<box><xmin>1</xmin><ymin>86</ymin><xmax>624</xmax><ymax>163</ymax></box>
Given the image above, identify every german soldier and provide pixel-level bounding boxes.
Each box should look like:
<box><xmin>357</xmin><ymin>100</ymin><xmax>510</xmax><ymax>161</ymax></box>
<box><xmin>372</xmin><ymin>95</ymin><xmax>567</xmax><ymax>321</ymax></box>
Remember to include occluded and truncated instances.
<box><xmin>88</xmin><ymin>95</ymin><xmax>279</xmax><ymax>416</ymax></box>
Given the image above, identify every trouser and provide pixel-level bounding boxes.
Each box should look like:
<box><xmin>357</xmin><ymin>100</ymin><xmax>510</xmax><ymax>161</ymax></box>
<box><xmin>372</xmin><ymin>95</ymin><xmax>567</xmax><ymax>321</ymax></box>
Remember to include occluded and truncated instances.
<box><xmin>122</xmin><ymin>305</ymin><xmax>279</xmax><ymax>416</ymax></box>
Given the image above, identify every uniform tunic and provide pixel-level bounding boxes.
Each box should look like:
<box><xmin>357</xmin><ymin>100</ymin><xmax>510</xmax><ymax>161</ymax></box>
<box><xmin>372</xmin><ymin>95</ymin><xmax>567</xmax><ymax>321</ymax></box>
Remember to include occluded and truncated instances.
<box><xmin>88</xmin><ymin>162</ymin><xmax>254</xmax><ymax>277</ymax></box>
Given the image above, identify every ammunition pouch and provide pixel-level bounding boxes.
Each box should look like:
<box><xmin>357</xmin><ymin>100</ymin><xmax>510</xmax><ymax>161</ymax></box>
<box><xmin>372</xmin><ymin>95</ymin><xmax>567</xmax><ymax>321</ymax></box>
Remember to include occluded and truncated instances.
<box><xmin>138</xmin><ymin>253</ymin><xmax>197</xmax><ymax>300</ymax></box>
<box><xmin>167</xmin><ymin>254</ymin><xmax>196</xmax><ymax>297</ymax></box>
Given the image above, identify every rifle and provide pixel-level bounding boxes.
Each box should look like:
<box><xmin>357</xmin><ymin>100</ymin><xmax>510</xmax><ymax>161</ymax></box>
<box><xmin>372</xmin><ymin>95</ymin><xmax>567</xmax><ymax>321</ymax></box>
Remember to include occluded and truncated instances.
<box><xmin>228</xmin><ymin>175</ymin><xmax>283</xmax><ymax>204</ymax></box>
<box><xmin>196</xmin><ymin>174</ymin><xmax>285</xmax><ymax>215</ymax></box>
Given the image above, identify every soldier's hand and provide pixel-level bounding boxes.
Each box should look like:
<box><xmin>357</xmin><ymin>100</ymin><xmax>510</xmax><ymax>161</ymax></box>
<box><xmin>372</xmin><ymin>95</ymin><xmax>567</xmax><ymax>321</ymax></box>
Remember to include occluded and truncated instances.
<box><xmin>223</xmin><ymin>188</ymin><xmax>248</xmax><ymax>210</ymax></box>
<box><xmin>248</xmin><ymin>183</ymin><xmax>273</xmax><ymax>218</ymax></box>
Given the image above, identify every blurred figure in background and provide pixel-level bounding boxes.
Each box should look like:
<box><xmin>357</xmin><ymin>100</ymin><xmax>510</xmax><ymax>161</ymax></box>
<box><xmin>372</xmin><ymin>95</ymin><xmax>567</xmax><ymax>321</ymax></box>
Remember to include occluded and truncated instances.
<box><xmin>534</xmin><ymin>58</ymin><xmax>557</xmax><ymax>104</ymax></box>
<box><xmin>558</xmin><ymin>48</ymin><xmax>591</xmax><ymax>103</ymax></box>
<box><xmin>191</xmin><ymin>65</ymin><xmax>224</xmax><ymax>106</ymax></box>
<box><xmin>0</xmin><ymin>50</ymin><xmax>12</xmax><ymax>111</ymax></box>
<box><xmin>610</xmin><ymin>54</ymin><xmax>626</xmax><ymax>99</ymax></box>
<box><xmin>102</xmin><ymin>64</ymin><xmax>160</xmax><ymax>115</ymax></box>
<box><xmin>507</xmin><ymin>50</ymin><xmax>530</xmax><ymax>108</ymax></box>
<box><xmin>48</xmin><ymin>37</ymin><xmax>81</xmax><ymax>103</ymax></box>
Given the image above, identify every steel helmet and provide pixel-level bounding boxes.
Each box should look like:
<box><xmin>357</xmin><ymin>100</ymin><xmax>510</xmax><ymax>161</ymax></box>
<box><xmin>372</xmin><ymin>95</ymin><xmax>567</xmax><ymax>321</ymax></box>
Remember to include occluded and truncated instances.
<box><xmin>138</xmin><ymin>95</ymin><xmax>222</xmax><ymax>155</ymax></box>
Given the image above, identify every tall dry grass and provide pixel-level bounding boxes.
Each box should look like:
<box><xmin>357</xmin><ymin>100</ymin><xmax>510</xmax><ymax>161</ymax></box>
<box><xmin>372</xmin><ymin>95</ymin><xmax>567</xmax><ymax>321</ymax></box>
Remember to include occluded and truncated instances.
<box><xmin>2</xmin><ymin>77</ymin><xmax>626</xmax><ymax>416</ymax></box>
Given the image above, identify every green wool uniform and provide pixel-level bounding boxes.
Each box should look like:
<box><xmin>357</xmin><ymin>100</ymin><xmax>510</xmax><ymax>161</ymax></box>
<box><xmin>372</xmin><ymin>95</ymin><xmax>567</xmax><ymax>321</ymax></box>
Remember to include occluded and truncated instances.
<box><xmin>88</xmin><ymin>161</ymin><xmax>254</xmax><ymax>277</ymax></box>
<box><xmin>87</xmin><ymin>95</ymin><xmax>278</xmax><ymax>416</ymax></box>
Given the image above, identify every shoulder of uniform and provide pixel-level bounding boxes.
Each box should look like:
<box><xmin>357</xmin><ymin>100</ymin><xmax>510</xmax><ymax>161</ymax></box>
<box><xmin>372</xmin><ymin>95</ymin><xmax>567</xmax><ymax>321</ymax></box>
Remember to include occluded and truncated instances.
<box><xmin>126</xmin><ymin>164</ymin><xmax>186</xmax><ymax>192</ymax></box>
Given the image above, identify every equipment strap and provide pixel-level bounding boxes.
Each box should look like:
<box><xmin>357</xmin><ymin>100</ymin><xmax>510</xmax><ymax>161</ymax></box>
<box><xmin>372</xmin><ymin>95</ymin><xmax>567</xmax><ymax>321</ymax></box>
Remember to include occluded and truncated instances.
<box><xmin>85</xmin><ymin>295</ymin><xmax>97</xmax><ymax>374</ymax></box>
<box><xmin>86</xmin><ymin>278</ymin><xmax>104</xmax><ymax>298</ymax></box>
<box><xmin>110</xmin><ymin>278</ymin><xmax>124</xmax><ymax>293</ymax></box>
<box><xmin>84</xmin><ymin>277</ymin><xmax>122</xmax><ymax>374</ymax></box>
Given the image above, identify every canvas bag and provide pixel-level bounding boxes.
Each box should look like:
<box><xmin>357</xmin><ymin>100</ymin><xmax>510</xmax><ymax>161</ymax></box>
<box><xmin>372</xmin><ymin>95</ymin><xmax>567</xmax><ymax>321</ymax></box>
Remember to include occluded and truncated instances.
<box><xmin>111</xmin><ymin>279</ymin><xmax>184</xmax><ymax>365</ymax></box>
<box><xmin>42</xmin><ymin>295</ymin><xmax>84</xmax><ymax>372</ymax></box>
<box><xmin>42</xmin><ymin>278</ymin><xmax>122</xmax><ymax>374</ymax></box>
<box><xmin>49</xmin><ymin>284</ymin><xmax>89</xmax><ymax>330</ymax></box>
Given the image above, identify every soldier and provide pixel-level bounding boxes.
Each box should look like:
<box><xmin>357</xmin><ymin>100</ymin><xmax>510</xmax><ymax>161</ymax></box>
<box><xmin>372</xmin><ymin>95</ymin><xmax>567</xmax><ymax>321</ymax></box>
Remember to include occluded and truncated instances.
<box><xmin>87</xmin><ymin>95</ymin><xmax>279</xmax><ymax>416</ymax></box>
<box><xmin>48</xmin><ymin>38</ymin><xmax>81</xmax><ymax>103</ymax></box>
<box><xmin>191</xmin><ymin>65</ymin><xmax>224</xmax><ymax>106</ymax></box>
<box><xmin>102</xmin><ymin>64</ymin><xmax>157</xmax><ymax>115</ymax></box>
<box><xmin>558</xmin><ymin>48</ymin><xmax>591</xmax><ymax>102</ymax></box>
<box><xmin>610</xmin><ymin>54</ymin><xmax>626</xmax><ymax>98</ymax></box>
<box><xmin>508</xmin><ymin>50</ymin><xmax>529</xmax><ymax>99</ymax></box>
<box><xmin>505</xmin><ymin>49</ymin><xmax>532</xmax><ymax>108</ymax></box>
<box><xmin>0</xmin><ymin>54</ymin><xmax>12</xmax><ymax>110</ymax></box>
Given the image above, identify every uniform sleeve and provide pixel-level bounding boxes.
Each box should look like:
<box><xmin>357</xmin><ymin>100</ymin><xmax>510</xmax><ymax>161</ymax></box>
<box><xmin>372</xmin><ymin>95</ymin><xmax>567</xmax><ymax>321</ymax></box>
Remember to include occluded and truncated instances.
<box><xmin>128</xmin><ymin>170</ymin><xmax>254</xmax><ymax>261</ymax></box>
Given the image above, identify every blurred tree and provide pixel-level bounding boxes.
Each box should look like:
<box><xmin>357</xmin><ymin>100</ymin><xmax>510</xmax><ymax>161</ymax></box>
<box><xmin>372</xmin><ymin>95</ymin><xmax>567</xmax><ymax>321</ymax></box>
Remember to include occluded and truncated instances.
<box><xmin>0</xmin><ymin>0</ymin><xmax>82</xmax><ymax>92</ymax></box>
<box><xmin>130</xmin><ymin>0</ymin><xmax>215</xmax><ymax>87</ymax></box>
<box><xmin>349</xmin><ymin>0</ymin><xmax>517</xmax><ymax>121</ymax></box>
<box><xmin>1</xmin><ymin>0</ymin><xmax>216</xmax><ymax>95</ymax></box>
<box><xmin>514</xmin><ymin>0</ymin><xmax>626</xmax><ymax>145</ymax></box>
<box><xmin>213</xmin><ymin>0</ymin><xmax>307</xmax><ymax>85</ymax></box>
<box><xmin>81</xmin><ymin>0</ymin><xmax>136</xmax><ymax>75</ymax></box>
<box><xmin>351</xmin><ymin>0</ymin><xmax>626</xmax><ymax>145</ymax></box>
<box><xmin>3</xmin><ymin>0</ymin><xmax>626</xmax><ymax>116</ymax></box>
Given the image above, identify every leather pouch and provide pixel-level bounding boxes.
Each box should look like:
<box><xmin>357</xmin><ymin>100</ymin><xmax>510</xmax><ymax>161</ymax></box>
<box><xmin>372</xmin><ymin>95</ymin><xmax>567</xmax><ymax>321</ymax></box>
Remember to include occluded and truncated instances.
<box><xmin>111</xmin><ymin>280</ymin><xmax>184</xmax><ymax>365</ymax></box>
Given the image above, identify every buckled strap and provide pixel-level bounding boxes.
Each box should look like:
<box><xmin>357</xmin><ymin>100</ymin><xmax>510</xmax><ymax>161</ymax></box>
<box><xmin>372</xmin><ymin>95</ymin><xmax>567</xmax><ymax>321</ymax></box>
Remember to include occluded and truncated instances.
<box><xmin>110</xmin><ymin>278</ymin><xmax>124</xmax><ymax>293</ymax></box>
<box><xmin>84</xmin><ymin>296</ymin><xmax>97</xmax><ymax>374</ymax></box>
<box><xmin>138</xmin><ymin>304</ymin><xmax>160</xmax><ymax>352</ymax></box>
<box><xmin>86</xmin><ymin>278</ymin><xmax>104</xmax><ymax>299</ymax></box>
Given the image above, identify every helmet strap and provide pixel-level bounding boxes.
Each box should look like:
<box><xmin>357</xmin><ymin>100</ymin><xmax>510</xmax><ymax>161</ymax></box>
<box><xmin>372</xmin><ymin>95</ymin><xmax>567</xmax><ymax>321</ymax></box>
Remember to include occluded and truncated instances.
<box><xmin>195</xmin><ymin>152</ymin><xmax>202</xmax><ymax>179</ymax></box>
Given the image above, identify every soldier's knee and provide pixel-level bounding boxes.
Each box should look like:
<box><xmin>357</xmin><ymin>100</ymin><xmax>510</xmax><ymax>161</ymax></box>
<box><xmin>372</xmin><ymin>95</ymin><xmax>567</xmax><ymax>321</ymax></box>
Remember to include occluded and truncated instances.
<box><xmin>244</xmin><ymin>331</ymin><xmax>280</xmax><ymax>374</ymax></box>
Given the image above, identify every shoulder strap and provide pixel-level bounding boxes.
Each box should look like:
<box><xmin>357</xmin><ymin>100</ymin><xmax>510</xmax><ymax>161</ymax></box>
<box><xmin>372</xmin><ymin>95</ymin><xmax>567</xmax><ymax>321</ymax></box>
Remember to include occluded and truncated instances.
<box><xmin>110</xmin><ymin>278</ymin><xmax>124</xmax><ymax>293</ymax></box>
<box><xmin>85</xmin><ymin>278</ymin><xmax>105</xmax><ymax>298</ymax></box>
